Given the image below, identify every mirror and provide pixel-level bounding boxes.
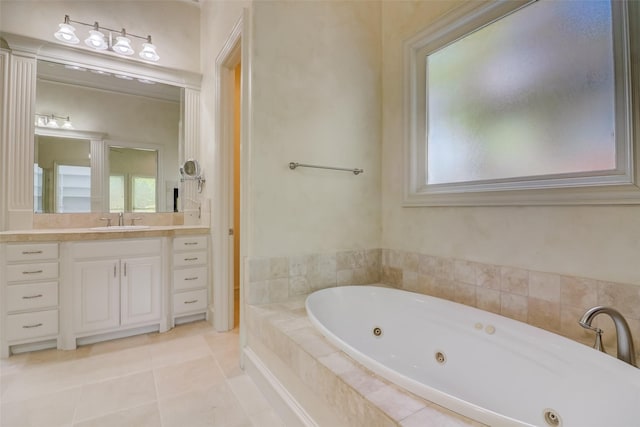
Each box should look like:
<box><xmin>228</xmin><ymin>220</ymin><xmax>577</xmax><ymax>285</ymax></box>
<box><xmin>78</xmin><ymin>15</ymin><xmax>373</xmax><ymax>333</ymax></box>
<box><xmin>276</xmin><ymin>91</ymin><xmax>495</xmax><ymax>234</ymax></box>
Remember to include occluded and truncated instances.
<box><xmin>182</xmin><ymin>159</ymin><xmax>200</xmax><ymax>177</ymax></box>
<box><xmin>180</xmin><ymin>159</ymin><xmax>205</xmax><ymax>193</ymax></box>
<box><xmin>34</xmin><ymin>59</ymin><xmax>182</xmax><ymax>213</ymax></box>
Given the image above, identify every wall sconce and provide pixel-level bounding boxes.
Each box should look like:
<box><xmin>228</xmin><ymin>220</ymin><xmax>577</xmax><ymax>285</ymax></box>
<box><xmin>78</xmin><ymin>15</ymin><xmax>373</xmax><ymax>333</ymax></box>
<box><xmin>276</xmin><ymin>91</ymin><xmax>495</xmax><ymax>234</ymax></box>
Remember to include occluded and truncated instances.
<box><xmin>54</xmin><ymin>15</ymin><xmax>159</xmax><ymax>62</ymax></box>
<box><xmin>35</xmin><ymin>113</ymin><xmax>74</xmax><ymax>130</ymax></box>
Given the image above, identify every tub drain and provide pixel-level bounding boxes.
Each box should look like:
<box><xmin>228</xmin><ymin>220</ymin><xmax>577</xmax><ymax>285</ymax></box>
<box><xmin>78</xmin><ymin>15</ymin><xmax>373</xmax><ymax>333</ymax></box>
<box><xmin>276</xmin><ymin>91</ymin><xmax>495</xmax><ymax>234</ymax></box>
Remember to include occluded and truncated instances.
<box><xmin>543</xmin><ymin>409</ymin><xmax>562</xmax><ymax>427</ymax></box>
<box><xmin>435</xmin><ymin>351</ymin><xmax>446</xmax><ymax>364</ymax></box>
<box><xmin>372</xmin><ymin>327</ymin><xmax>383</xmax><ymax>337</ymax></box>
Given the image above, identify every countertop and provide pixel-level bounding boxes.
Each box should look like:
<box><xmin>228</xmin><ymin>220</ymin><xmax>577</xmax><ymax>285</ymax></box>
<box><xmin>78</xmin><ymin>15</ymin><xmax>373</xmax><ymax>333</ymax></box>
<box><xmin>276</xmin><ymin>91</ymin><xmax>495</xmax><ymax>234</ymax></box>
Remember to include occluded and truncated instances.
<box><xmin>0</xmin><ymin>226</ymin><xmax>210</xmax><ymax>242</ymax></box>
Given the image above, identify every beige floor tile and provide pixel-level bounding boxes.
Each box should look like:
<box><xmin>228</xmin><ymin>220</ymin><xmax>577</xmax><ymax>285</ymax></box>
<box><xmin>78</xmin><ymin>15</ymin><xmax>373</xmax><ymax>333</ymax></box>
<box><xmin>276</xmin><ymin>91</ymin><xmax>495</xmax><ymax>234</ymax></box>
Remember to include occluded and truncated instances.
<box><xmin>72</xmin><ymin>345</ymin><xmax>153</xmax><ymax>385</ymax></box>
<box><xmin>2</xmin><ymin>360</ymin><xmax>87</xmax><ymax>402</ymax></box>
<box><xmin>154</xmin><ymin>355</ymin><xmax>225</xmax><ymax>400</ymax></box>
<box><xmin>2</xmin><ymin>322</ymin><xmax>282</xmax><ymax>427</ymax></box>
<box><xmin>73</xmin><ymin>402</ymin><xmax>161</xmax><ymax>427</ymax></box>
<box><xmin>213</xmin><ymin>343</ymin><xmax>243</xmax><ymax>379</ymax></box>
<box><xmin>0</xmin><ymin>386</ymin><xmax>80</xmax><ymax>427</ymax></box>
<box><xmin>149</xmin><ymin>335</ymin><xmax>212</xmax><ymax>368</ymax></box>
<box><xmin>228</xmin><ymin>374</ymin><xmax>272</xmax><ymax>417</ymax></box>
<box><xmin>249</xmin><ymin>409</ymin><xmax>286</xmax><ymax>427</ymax></box>
<box><xmin>159</xmin><ymin>383</ymin><xmax>252</xmax><ymax>427</ymax></box>
<box><xmin>74</xmin><ymin>371</ymin><xmax>157</xmax><ymax>422</ymax></box>
<box><xmin>88</xmin><ymin>333</ymin><xmax>151</xmax><ymax>356</ymax></box>
<box><xmin>0</xmin><ymin>353</ymin><xmax>29</xmax><ymax>377</ymax></box>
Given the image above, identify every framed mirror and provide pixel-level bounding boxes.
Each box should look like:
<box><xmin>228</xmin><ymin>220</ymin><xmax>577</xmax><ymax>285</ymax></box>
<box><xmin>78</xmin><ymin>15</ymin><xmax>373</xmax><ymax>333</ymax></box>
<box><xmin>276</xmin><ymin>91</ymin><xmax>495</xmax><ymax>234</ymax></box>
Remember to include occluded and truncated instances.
<box><xmin>35</xmin><ymin>59</ymin><xmax>181</xmax><ymax>213</ymax></box>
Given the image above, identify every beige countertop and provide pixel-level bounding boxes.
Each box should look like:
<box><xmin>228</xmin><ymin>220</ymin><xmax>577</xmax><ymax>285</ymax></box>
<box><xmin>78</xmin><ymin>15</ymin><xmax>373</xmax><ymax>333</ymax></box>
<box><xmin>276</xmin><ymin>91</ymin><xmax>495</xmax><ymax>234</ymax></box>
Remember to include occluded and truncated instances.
<box><xmin>0</xmin><ymin>226</ymin><xmax>210</xmax><ymax>242</ymax></box>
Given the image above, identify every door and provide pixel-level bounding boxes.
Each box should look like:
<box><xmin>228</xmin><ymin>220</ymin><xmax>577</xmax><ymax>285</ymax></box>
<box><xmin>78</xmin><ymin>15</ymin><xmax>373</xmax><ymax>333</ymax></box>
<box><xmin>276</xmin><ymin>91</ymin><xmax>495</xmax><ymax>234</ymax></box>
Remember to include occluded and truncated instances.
<box><xmin>120</xmin><ymin>256</ymin><xmax>161</xmax><ymax>326</ymax></box>
<box><xmin>73</xmin><ymin>258</ymin><xmax>120</xmax><ymax>333</ymax></box>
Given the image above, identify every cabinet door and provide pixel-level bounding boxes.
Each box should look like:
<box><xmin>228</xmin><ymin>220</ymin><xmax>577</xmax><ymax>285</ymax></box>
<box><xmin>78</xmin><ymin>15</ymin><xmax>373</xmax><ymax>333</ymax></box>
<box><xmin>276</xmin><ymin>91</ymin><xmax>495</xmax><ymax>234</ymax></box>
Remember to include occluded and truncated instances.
<box><xmin>73</xmin><ymin>259</ymin><xmax>120</xmax><ymax>333</ymax></box>
<box><xmin>120</xmin><ymin>256</ymin><xmax>161</xmax><ymax>326</ymax></box>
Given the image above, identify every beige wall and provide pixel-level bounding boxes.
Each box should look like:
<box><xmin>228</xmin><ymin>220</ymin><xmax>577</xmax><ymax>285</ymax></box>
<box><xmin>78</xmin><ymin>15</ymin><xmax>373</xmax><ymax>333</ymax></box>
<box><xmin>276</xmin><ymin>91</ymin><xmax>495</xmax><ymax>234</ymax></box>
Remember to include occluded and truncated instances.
<box><xmin>0</xmin><ymin>0</ymin><xmax>200</xmax><ymax>73</ymax></box>
<box><xmin>381</xmin><ymin>1</ymin><xmax>640</xmax><ymax>286</ymax></box>
<box><xmin>248</xmin><ymin>0</ymin><xmax>382</xmax><ymax>257</ymax></box>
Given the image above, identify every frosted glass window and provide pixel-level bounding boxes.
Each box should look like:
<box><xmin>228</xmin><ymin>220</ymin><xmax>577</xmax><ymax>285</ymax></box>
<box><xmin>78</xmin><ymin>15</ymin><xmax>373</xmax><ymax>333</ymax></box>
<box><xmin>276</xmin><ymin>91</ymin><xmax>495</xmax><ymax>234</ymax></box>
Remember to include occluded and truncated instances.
<box><xmin>426</xmin><ymin>1</ymin><xmax>615</xmax><ymax>185</ymax></box>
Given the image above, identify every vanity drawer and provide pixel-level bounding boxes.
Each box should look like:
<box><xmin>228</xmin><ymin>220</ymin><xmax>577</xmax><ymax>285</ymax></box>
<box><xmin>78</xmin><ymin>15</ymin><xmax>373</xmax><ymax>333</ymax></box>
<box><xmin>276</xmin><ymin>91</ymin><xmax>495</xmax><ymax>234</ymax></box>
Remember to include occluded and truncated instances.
<box><xmin>6</xmin><ymin>282</ymin><xmax>58</xmax><ymax>312</ymax></box>
<box><xmin>173</xmin><ymin>289</ymin><xmax>207</xmax><ymax>315</ymax></box>
<box><xmin>173</xmin><ymin>251</ymin><xmax>207</xmax><ymax>267</ymax></box>
<box><xmin>173</xmin><ymin>267</ymin><xmax>207</xmax><ymax>291</ymax></box>
<box><xmin>6</xmin><ymin>310</ymin><xmax>58</xmax><ymax>341</ymax></box>
<box><xmin>6</xmin><ymin>263</ymin><xmax>59</xmax><ymax>283</ymax></box>
<box><xmin>174</xmin><ymin>236</ymin><xmax>208</xmax><ymax>251</ymax></box>
<box><xmin>6</xmin><ymin>243</ymin><xmax>58</xmax><ymax>262</ymax></box>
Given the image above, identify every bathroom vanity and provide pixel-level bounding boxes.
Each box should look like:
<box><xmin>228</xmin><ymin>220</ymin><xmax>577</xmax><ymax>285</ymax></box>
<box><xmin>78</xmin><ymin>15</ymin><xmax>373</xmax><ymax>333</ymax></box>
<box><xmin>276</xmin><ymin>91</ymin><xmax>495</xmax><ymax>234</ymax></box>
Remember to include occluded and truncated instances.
<box><xmin>0</xmin><ymin>226</ymin><xmax>210</xmax><ymax>358</ymax></box>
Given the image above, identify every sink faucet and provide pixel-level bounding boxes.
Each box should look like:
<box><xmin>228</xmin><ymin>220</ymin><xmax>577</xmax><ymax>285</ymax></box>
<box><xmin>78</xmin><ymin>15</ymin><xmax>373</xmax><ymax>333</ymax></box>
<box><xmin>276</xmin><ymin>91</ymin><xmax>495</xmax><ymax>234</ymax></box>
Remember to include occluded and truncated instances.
<box><xmin>579</xmin><ymin>306</ymin><xmax>636</xmax><ymax>367</ymax></box>
<box><xmin>118</xmin><ymin>212</ymin><xmax>124</xmax><ymax>226</ymax></box>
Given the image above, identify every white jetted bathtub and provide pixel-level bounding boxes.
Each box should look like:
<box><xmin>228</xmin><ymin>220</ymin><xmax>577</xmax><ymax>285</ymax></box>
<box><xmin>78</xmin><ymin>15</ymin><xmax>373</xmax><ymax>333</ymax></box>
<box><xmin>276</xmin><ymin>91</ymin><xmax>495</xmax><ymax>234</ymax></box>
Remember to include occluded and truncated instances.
<box><xmin>305</xmin><ymin>285</ymin><xmax>640</xmax><ymax>427</ymax></box>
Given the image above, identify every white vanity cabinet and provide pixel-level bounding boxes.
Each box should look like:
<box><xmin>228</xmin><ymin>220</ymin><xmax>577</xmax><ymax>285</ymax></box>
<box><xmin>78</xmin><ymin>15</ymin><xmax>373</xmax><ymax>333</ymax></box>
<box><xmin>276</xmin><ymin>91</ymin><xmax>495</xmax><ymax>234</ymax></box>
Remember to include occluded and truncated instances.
<box><xmin>172</xmin><ymin>235</ymin><xmax>209</xmax><ymax>323</ymax></box>
<box><xmin>68</xmin><ymin>239</ymin><xmax>164</xmax><ymax>343</ymax></box>
<box><xmin>1</xmin><ymin>243</ymin><xmax>60</xmax><ymax>358</ymax></box>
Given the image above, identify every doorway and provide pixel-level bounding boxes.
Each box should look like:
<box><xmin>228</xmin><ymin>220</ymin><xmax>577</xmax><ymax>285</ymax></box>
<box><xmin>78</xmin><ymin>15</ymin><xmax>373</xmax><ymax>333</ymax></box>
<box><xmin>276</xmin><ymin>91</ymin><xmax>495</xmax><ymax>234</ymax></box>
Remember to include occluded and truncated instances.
<box><xmin>233</xmin><ymin>63</ymin><xmax>241</xmax><ymax>328</ymax></box>
<box><xmin>212</xmin><ymin>14</ymin><xmax>246</xmax><ymax>333</ymax></box>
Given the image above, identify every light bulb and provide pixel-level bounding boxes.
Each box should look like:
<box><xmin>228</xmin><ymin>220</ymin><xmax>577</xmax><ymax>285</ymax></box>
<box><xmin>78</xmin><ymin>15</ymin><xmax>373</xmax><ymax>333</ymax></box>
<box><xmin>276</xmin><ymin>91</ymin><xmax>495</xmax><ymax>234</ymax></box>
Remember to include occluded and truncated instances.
<box><xmin>54</xmin><ymin>23</ymin><xmax>79</xmax><ymax>44</ymax></box>
<box><xmin>85</xmin><ymin>30</ymin><xmax>108</xmax><ymax>50</ymax></box>
<box><xmin>139</xmin><ymin>42</ymin><xmax>159</xmax><ymax>62</ymax></box>
<box><xmin>46</xmin><ymin>119</ymin><xmax>59</xmax><ymax>129</ymax></box>
<box><xmin>112</xmin><ymin>36</ymin><xmax>134</xmax><ymax>55</ymax></box>
<box><xmin>62</xmin><ymin>119</ymin><xmax>74</xmax><ymax>130</ymax></box>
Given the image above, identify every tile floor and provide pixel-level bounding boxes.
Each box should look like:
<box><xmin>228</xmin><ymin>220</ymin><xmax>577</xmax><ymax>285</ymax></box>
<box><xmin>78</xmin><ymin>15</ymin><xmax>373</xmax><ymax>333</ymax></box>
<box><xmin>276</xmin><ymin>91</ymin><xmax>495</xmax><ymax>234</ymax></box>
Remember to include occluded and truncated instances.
<box><xmin>0</xmin><ymin>321</ymin><xmax>284</xmax><ymax>427</ymax></box>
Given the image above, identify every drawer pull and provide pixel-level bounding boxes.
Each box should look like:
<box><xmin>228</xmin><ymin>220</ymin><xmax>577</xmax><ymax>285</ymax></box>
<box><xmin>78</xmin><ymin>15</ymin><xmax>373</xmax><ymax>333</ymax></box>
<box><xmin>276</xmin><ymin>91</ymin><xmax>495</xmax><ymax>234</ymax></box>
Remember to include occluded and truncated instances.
<box><xmin>184</xmin><ymin>299</ymin><xmax>199</xmax><ymax>304</ymax></box>
<box><xmin>184</xmin><ymin>257</ymin><xmax>198</xmax><ymax>261</ymax></box>
<box><xmin>22</xmin><ymin>250</ymin><xmax>43</xmax><ymax>255</ymax></box>
<box><xmin>184</xmin><ymin>242</ymin><xmax>198</xmax><ymax>246</ymax></box>
<box><xmin>22</xmin><ymin>294</ymin><xmax>43</xmax><ymax>299</ymax></box>
<box><xmin>22</xmin><ymin>270</ymin><xmax>43</xmax><ymax>275</ymax></box>
<box><xmin>184</xmin><ymin>277</ymin><xmax>199</xmax><ymax>281</ymax></box>
<box><xmin>22</xmin><ymin>323</ymin><xmax>43</xmax><ymax>329</ymax></box>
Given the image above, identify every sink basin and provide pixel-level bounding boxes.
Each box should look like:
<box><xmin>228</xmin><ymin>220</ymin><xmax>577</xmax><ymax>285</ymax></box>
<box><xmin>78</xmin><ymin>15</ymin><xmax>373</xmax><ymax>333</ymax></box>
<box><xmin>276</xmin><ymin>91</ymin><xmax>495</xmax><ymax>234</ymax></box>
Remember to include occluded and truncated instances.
<box><xmin>89</xmin><ymin>225</ymin><xmax>151</xmax><ymax>231</ymax></box>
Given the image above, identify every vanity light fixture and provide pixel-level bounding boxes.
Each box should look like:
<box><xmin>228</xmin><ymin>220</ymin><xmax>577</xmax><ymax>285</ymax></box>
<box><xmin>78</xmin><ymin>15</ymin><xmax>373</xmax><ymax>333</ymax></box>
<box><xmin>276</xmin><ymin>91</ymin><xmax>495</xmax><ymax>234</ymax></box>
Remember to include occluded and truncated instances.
<box><xmin>35</xmin><ymin>113</ymin><xmax>74</xmax><ymax>130</ymax></box>
<box><xmin>54</xmin><ymin>15</ymin><xmax>79</xmax><ymax>44</ymax></box>
<box><xmin>85</xmin><ymin>23</ymin><xmax>108</xmax><ymax>50</ymax></box>
<box><xmin>53</xmin><ymin>15</ymin><xmax>160</xmax><ymax>62</ymax></box>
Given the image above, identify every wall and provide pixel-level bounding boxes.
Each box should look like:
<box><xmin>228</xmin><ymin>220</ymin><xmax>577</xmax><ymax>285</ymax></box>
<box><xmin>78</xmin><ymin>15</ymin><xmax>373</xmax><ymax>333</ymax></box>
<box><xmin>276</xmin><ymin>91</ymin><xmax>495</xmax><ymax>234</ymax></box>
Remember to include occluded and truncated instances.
<box><xmin>199</xmin><ymin>0</ymin><xmax>250</xmax><ymax>226</ymax></box>
<box><xmin>381</xmin><ymin>0</ymin><xmax>640</xmax><ymax>287</ymax></box>
<box><xmin>0</xmin><ymin>0</ymin><xmax>200</xmax><ymax>73</ymax></box>
<box><xmin>249</xmin><ymin>0</ymin><xmax>382</xmax><ymax>257</ymax></box>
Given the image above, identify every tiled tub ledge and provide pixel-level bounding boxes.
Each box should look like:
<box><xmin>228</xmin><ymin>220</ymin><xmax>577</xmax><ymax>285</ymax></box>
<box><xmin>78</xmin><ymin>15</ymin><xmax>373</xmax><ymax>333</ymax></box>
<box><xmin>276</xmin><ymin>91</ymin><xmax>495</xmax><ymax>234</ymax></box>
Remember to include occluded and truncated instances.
<box><xmin>244</xmin><ymin>299</ymin><xmax>484</xmax><ymax>427</ymax></box>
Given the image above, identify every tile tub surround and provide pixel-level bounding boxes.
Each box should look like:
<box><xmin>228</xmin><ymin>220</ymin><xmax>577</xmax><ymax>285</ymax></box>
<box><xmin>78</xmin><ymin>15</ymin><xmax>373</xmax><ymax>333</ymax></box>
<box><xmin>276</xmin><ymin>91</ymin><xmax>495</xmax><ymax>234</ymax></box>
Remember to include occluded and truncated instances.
<box><xmin>245</xmin><ymin>249</ymin><xmax>381</xmax><ymax>305</ymax></box>
<box><xmin>245</xmin><ymin>248</ymin><xmax>640</xmax><ymax>362</ymax></box>
<box><xmin>380</xmin><ymin>249</ymin><xmax>640</xmax><ymax>362</ymax></box>
<box><xmin>245</xmin><ymin>299</ymin><xmax>483</xmax><ymax>427</ymax></box>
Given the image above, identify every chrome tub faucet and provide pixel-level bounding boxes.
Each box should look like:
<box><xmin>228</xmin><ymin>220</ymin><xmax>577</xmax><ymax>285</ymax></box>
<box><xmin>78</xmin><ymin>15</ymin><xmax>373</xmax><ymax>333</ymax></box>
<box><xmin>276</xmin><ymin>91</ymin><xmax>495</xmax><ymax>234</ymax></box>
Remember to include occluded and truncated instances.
<box><xmin>579</xmin><ymin>306</ymin><xmax>636</xmax><ymax>367</ymax></box>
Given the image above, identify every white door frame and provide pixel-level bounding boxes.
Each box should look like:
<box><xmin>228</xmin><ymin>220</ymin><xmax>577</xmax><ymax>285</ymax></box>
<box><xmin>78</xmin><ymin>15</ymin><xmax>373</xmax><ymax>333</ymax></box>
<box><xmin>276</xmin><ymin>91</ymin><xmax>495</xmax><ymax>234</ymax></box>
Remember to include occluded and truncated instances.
<box><xmin>213</xmin><ymin>9</ymin><xmax>252</xmax><ymax>332</ymax></box>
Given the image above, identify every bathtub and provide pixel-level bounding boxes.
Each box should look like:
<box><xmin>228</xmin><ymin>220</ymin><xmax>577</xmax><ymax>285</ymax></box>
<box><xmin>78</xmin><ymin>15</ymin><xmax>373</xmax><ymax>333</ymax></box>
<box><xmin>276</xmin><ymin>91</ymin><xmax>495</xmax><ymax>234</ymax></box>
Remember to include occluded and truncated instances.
<box><xmin>305</xmin><ymin>285</ymin><xmax>640</xmax><ymax>427</ymax></box>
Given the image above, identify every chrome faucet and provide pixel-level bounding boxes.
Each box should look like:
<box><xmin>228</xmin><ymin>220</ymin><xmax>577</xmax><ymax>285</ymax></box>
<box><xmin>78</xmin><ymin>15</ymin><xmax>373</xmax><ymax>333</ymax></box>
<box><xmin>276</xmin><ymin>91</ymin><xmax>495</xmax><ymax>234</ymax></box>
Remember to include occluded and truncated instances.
<box><xmin>118</xmin><ymin>212</ymin><xmax>124</xmax><ymax>226</ymax></box>
<box><xmin>579</xmin><ymin>306</ymin><xmax>636</xmax><ymax>367</ymax></box>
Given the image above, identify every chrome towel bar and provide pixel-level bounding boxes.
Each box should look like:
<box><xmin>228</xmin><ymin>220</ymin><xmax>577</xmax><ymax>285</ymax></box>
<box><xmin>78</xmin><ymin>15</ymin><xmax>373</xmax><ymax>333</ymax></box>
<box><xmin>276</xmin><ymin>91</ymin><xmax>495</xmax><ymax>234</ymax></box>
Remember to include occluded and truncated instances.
<box><xmin>288</xmin><ymin>162</ymin><xmax>363</xmax><ymax>175</ymax></box>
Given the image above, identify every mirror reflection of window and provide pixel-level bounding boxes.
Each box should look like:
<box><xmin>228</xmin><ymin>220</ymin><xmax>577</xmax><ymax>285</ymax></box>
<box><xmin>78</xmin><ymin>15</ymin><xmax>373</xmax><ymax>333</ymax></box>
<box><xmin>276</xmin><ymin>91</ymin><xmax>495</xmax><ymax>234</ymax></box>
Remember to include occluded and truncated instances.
<box><xmin>109</xmin><ymin>175</ymin><xmax>125</xmax><ymax>212</ymax></box>
<box><xmin>55</xmin><ymin>164</ymin><xmax>91</xmax><ymax>213</ymax></box>
<box><xmin>109</xmin><ymin>147</ymin><xmax>158</xmax><ymax>212</ymax></box>
<box><xmin>34</xmin><ymin>165</ymin><xmax>44</xmax><ymax>213</ymax></box>
<box><xmin>132</xmin><ymin>176</ymin><xmax>156</xmax><ymax>212</ymax></box>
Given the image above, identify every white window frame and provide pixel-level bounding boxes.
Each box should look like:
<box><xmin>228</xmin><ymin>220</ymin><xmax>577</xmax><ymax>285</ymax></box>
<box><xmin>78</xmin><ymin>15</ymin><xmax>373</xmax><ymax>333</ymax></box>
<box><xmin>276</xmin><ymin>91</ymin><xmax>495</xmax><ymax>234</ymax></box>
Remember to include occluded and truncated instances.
<box><xmin>403</xmin><ymin>0</ymin><xmax>639</xmax><ymax>206</ymax></box>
